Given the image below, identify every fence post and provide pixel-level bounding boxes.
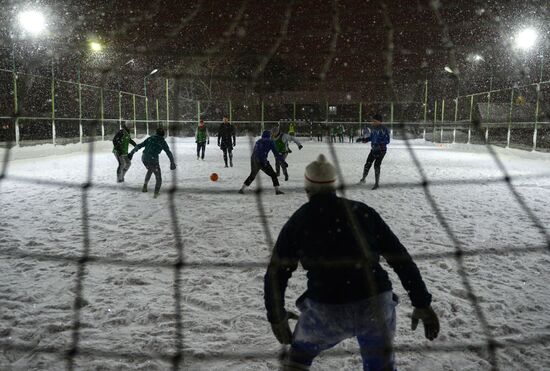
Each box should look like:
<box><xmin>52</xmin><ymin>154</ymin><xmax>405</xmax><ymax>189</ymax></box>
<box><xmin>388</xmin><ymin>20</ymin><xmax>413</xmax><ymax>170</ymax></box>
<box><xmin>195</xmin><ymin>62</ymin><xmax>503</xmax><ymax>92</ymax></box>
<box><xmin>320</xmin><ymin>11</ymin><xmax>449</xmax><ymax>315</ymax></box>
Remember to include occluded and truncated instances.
<box><xmin>390</xmin><ymin>101</ymin><xmax>394</xmax><ymax>139</ymax></box>
<box><xmin>533</xmin><ymin>83</ymin><xmax>540</xmax><ymax>151</ymax></box>
<box><xmin>468</xmin><ymin>95</ymin><xmax>473</xmax><ymax>144</ymax></box>
<box><xmin>485</xmin><ymin>92</ymin><xmax>490</xmax><ymax>143</ymax></box>
<box><xmin>197</xmin><ymin>100</ymin><xmax>201</xmax><ymax>124</ymax></box>
<box><xmin>51</xmin><ymin>59</ymin><xmax>56</xmax><ymax>145</ymax></box>
<box><xmin>12</xmin><ymin>62</ymin><xmax>20</xmax><ymax>146</ymax></box>
<box><xmin>100</xmin><ymin>88</ymin><xmax>105</xmax><ymax>141</ymax></box>
<box><xmin>507</xmin><ymin>89</ymin><xmax>514</xmax><ymax>148</ymax></box>
<box><xmin>453</xmin><ymin>96</ymin><xmax>458</xmax><ymax>143</ymax></box>
<box><xmin>77</xmin><ymin>70</ymin><xmax>83</xmax><ymax>144</ymax></box>
<box><xmin>165</xmin><ymin>78</ymin><xmax>170</xmax><ymax>137</ymax></box>
<box><xmin>440</xmin><ymin>99</ymin><xmax>445</xmax><ymax>142</ymax></box>
<box><xmin>293</xmin><ymin>101</ymin><xmax>296</xmax><ymax>123</ymax></box>
<box><xmin>145</xmin><ymin>96</ymin><xmax>150</xmax><ymax>136</ymax></box>
<box><xmin>358</xmin><ymin>102</ymin><xmax>362</xmax><ymax>140</ymax></box>
<box><xmin>156</xmin><ymin>98</ymin><xmax>160</xmax><ymax>129</ymax></box>
<box><xmin>118</xmin><ymin>91</ymin><xmax>122</xmax><ymax>129</ymax></box>
<box><xmin>132</xmin><ymin>94</ymin><xmax>137</xmax><ymax>138</ymax></box>
<box><xmin>261</xmin><ymin>100</ymin><xmax>265</xmax><ymax>132</ymax></box>
<box><xmin>423</xmin><ymin>79</ymin><xmax>428</xmax><ymax>140</ymax></box>
<box><xmin>229</xmin><ymin>99</ymin><xmax>233</xmax><ymax>123</ymax></box>
<box><xmin>433</xmin><ymin>100</ymin><xmax>437</xmax><ymax>142</ymax></box>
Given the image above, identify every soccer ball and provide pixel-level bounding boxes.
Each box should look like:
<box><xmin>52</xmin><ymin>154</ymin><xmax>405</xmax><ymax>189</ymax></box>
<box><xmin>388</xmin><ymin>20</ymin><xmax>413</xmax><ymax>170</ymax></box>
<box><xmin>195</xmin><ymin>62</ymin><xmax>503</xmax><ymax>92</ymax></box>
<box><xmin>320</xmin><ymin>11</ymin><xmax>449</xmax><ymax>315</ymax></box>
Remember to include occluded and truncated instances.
<box><xmin>210</xmin><ymin>173</ymin><xmax>219</xmax><ymax>182</ymax></box>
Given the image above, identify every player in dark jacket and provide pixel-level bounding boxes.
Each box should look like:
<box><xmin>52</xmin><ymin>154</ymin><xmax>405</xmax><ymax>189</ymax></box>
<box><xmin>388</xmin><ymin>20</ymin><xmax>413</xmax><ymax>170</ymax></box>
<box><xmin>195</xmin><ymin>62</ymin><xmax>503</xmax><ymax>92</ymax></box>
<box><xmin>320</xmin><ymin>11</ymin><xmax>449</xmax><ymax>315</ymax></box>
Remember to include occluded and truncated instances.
<box><xmin>359</xmin><ymin>114</ymin><xmax>390</xmax><ymax>190</ymax></box>
<box><xmin>112</xmin><ymin>122</ymin><xmax>137</xmax><ymax>182</ymax></box>
<box><xmin>264</xmin><ymin>154</ymin><xmax>439</xmax><ymax>371</ymax></box>
<box><xmin>217</xmin><ymin>116</ymin><xmax>236</xmax><ymax>167</ymax></box>
<box><xmin>128</xmin><ymin>127</ymin><xmax>176</xmax><ymax>198</ymax></box>
<box><xmin>239</xmin><ymin>130</ymin><xmax>287</xmax><ymax>195</ymax></box>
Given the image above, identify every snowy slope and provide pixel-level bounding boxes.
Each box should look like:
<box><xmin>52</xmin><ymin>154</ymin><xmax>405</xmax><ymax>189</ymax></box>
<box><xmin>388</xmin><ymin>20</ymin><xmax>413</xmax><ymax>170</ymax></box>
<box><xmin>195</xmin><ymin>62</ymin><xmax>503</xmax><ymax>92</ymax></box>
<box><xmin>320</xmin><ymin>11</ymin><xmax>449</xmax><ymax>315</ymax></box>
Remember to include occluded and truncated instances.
<box><xmin>1</xmin><ymin>137</ymin><xmax>549</xmax><ymax>370</ymax></box>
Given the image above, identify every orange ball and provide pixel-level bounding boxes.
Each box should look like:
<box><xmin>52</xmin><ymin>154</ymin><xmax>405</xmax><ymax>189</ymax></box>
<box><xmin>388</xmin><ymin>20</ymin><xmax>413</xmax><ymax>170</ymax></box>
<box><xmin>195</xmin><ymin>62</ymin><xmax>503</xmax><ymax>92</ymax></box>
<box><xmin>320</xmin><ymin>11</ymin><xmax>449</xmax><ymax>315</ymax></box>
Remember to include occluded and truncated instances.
<box><xmin>210</xmin><ymin>173</ymin><xmax>219</xmax><ymax>182</ymax></box>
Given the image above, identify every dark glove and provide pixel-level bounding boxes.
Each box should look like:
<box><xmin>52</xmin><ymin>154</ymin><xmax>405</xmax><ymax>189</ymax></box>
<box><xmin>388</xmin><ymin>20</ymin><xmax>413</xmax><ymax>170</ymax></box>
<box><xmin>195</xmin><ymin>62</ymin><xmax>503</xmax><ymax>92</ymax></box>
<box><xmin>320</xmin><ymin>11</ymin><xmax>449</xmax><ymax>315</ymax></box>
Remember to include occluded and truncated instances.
<box><xmin>411</xmin><ymin>306</ymin><xmax>440</xmax><ymax>341</ymax></box>
<box><xmin>170</xmin><ymin>162</ymin><xmax>176</xmax><ymax>170</ymax></box>
<box><xmin>298</xmin><ymin>144</ymin><xmax>303</xmax><ymax>150</ymax></box>
<box><xmin>270</xmin><ymin>311</ymin><xmax>299</xmax><ymax>345</ymax></box>
<box><xmin>233</xmin><ymin>142</ymin><xmax>236</xmax><ymax>147</ymax></box>
<box><xmin>207</xmin><ymin>140</ymin><xmax>210</xmax><ymax>145</ymax></box>
<box><xmin>281</xmin><ymin>161</ymin><xmax>288</xmax><ymax>169</ymax></box>
<box><xmin>127</xmin><ymin>152</ymin><xmax>134</xmax><ymax>160</ymax></box>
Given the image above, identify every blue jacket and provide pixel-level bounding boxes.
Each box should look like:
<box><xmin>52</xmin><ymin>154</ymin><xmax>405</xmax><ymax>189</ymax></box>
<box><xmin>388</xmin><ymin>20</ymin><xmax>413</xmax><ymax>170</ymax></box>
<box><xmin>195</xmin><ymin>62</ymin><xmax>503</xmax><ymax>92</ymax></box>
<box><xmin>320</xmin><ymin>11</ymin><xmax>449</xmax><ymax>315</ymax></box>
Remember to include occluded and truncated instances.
<box><xmin>264</xmin><ymin>193</ymin><xmax>432</xmax><ymax>323</ymax></box>
<box><xmin>253</xmin><ymin>131</ymin><xmax>285</xmax><ymax>166</ymax></box>
<box><xmin>364</xmin><ymin>125</ymin><xmax>390</xmax><ymax>151</ymax></box>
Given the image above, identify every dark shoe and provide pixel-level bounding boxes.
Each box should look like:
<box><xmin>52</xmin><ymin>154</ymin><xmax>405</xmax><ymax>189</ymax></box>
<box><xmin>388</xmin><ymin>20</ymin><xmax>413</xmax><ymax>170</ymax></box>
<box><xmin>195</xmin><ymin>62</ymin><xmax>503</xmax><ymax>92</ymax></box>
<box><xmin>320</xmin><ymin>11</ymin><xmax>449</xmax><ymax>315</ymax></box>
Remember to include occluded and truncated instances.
<box><xmin>371</xmin><ymin>183</ymin><xmax>379</xmax><ymax>190</ymax></box>
<box><xmin>284</xmin><ymin>174</ymin><xmax>289</xmax><ymax>182</ymax></box>
<box><xmin>154</xmin><ymin>192</ymin><xmax>160</xmax><ymax>198</ymax></box>
<box><xmin>225</xmin><ymin>164</ymin><xmax>229</xmax><ymax>168</ymax></box>
<box><xmin>142</xmin><ymin>185</ymin><xmax>148</xmax><ymax>192</ymax></box>
<box><xmin>276</xmin><ymin>190</ymin><xmax>284</xmax><ymax>195</ymax></box>
<box><xmin>359</xmin><ymin>178</ymin><xmax>365</xmax><ymax>184</ymax></box>
<box><xmin>238</xmin><ymin>189</ymin><xmax>244</xmax><ymax>194</ymax></box>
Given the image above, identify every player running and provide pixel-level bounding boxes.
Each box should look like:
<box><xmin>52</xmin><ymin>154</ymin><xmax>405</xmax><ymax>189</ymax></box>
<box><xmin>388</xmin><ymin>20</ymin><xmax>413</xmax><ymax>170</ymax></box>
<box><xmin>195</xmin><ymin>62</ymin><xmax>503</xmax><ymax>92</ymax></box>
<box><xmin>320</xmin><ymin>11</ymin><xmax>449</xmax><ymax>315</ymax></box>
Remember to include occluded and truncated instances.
<box><xmin>217</xmin><ymin>116</ymin><xmax>236</xmax><ymax>168</ymax></box>
<box><xmin>359</xmin><ymin>114</ymin><xmax>390</xmax><ymax>190</ymax></box>
<box><xmin>272</xmin><ymin>126</ymin><xmax>303</xmax><ymax>182</ymax></box>
<box><xmin>239</xmin><ymin>130</ymin><xmax>287</xmax><ymax>195</ymax></box>
<box><xmin>128</xmin><ymin>127</ymin><xmax>176</xmax><ymax>198</ymax></box>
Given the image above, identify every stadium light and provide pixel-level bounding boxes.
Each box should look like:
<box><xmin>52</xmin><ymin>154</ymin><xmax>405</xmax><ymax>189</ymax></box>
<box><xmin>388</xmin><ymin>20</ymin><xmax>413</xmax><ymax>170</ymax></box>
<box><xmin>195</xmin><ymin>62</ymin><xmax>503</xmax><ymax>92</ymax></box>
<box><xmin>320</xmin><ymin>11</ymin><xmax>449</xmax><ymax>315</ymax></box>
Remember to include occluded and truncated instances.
<box><xmin>18</xmin><ymin>10</ymin><xmax>47</xmax><ymax>36</ymax></box>
<box><xmin>144</xmin><ymin>69</ymin><xmax>159</xmax><ymax>96</ymax></box>
<box><xmin>473</xmin><ymin>54</ymin><xmax>485</xmax><ymax>62</ymax></box>
<box><xmin>89</xmin><ymin>41</ymin><xmax>103</xmax><ymax>53</ymax></box>
<box><xmin>514</xmin><ymin>28</ymin><xmax>537</xmax><ymax>50</ymax></box>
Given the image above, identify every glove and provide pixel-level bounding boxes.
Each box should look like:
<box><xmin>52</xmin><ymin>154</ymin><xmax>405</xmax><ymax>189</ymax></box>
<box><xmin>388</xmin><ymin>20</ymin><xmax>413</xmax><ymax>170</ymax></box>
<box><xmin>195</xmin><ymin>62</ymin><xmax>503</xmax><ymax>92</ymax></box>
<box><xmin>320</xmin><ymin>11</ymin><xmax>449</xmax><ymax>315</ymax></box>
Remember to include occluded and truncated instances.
<box><xmin>270</xmin><ymin>311</ymin><xmax>299</xmax><ymax>345</ymax></box>
<box><xmin>170</xmin><ymin>162</ymin><xmax>176</xmax><ymax>170</ymax></box>
<box><xmin>127</xmin><ymin>152</ymin><xmax>133</xmax><ymax>160</ymax></box>
<box><xmin>207</xmin><ymin>140</ymin><xmax>210</xmax><ymax>145</ymax></box>
<box><xmin>298</xmin><ymin>144</ymin><xmax>303</xmax><ymax>150</ymax></box>
<box><xmin>233</xmin><ymin>142</ymin><xmax>236</xmax><ymax>147</ymax></box>
<box><xmin>411</xmin><ymin>306</ymin><xmax>440</xmax><ymax>341</ymax></box>
<box><xmin>281</xmin><ymin>161</ymin><xmax>289</xmax><ymax>169</ymax></box>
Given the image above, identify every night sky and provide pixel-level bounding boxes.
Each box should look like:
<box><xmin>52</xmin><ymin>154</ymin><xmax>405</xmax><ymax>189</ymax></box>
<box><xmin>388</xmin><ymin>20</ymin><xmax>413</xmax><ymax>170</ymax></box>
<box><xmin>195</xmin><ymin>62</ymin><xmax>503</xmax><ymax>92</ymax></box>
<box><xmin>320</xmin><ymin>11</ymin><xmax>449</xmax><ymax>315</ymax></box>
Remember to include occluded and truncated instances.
<box><xmin>1</xmin><ymin>0</ymin><xmax>549</xmax><ymax>98</ymax></box>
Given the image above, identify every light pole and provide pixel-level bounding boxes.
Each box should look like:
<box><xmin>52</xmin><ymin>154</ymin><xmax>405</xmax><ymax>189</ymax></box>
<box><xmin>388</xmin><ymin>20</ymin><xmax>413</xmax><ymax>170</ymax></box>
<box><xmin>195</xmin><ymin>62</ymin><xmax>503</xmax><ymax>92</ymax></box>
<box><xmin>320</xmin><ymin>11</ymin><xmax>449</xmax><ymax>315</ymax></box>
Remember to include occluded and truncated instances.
<box><xmin>144</xmin><ymin>69</ymin><xmax>158</xmax><ymax>135</ymax></box>
<box><xmin>513</xmin><ymin>28</ymin><xmax>541</xmax><ymax>150</ymax></box>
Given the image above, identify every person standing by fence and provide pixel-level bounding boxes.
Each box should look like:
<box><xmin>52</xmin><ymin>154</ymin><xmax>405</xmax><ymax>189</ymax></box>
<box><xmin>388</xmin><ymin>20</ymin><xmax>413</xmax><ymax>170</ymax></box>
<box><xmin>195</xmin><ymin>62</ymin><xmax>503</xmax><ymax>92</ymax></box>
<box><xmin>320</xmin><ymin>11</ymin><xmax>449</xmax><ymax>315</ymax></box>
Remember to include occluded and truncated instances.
<box><xmin>195</xmin><ymin>119</ymin><xmax>209</xmax><ymax>160</ymax></box>
<box><xmin>112</xmin><ymin>121</ymin><xmax>137</xmax><ymax>183</ymax></box>
<box><xmin>217</xmin><ymin>116</ymin><xmax>236</xmax><ymax>168</ymax></box>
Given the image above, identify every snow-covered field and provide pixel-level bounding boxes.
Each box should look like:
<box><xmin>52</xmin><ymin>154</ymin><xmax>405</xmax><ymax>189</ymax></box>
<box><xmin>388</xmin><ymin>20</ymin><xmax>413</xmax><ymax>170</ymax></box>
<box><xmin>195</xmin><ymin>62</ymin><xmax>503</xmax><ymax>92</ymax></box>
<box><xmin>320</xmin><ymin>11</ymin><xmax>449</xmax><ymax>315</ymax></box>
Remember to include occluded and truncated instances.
<box><xmin>1</xmin><ymin>137</ymin><xmax>549</xmax><ymax>370</ymax></box>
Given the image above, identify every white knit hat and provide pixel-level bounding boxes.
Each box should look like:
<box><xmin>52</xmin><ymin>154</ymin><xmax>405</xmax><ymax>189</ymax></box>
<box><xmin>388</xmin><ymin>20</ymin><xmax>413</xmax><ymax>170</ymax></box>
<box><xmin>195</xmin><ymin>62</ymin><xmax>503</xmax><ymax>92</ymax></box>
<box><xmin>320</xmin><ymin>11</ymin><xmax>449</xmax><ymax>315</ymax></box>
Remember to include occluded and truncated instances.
<box><xmin>304</xmin><ymin>154</ymin><xmax>337</xmax><ymax>194</ymax></box>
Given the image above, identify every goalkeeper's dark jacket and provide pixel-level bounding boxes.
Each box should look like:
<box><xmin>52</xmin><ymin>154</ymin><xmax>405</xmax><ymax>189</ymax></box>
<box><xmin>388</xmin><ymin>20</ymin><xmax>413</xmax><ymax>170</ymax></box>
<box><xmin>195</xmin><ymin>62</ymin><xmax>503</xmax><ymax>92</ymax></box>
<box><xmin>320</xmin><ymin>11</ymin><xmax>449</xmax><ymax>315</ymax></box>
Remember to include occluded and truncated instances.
<box><xmin>264</xmin><ymin>193</ymin><xmax>432</xmax><ymax>323</ymax></box>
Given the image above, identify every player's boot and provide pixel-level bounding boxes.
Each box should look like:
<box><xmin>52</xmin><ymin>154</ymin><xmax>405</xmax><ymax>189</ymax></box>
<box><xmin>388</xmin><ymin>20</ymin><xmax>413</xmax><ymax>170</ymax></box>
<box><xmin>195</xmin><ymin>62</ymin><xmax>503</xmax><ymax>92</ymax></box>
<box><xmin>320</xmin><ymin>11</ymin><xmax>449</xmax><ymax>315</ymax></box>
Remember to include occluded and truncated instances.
<box><xmin>154</xmin><ymin>192</ymin><xmax>160</xmax><ymax>198</ymax></box>
<box><xmin>275</xmin><ymin>189</ymin><xmax>284</xmax><ymax>195</ymax></box>
<box><xmin>142</xmin><ymin>184</ymin><xmax>148</xmax><ymax>192</ymax></box>
<box><xmin>229</xmin><ymin>155</ymin><xmax>233</xmax><ymax>167</ymax></box>
<box><xmin>372</xmin><ymin>168</ymin><xmax>380</xmax><ymax>190</ymax></box>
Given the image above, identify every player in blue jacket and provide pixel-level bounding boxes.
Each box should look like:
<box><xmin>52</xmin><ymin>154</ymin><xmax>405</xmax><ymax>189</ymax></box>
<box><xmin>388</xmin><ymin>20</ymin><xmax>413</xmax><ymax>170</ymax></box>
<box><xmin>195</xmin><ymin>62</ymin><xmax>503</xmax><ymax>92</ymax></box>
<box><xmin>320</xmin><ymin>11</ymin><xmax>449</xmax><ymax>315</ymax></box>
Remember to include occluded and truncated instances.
<box><xmin>359</xmin><ymin>114</ymin><xmax>390</xmax><ymax>189</ymax></box>
<box><xmin>239</xmin><ymin>130</ymin><xmax>287</xmax><ymax>195</ymax></box>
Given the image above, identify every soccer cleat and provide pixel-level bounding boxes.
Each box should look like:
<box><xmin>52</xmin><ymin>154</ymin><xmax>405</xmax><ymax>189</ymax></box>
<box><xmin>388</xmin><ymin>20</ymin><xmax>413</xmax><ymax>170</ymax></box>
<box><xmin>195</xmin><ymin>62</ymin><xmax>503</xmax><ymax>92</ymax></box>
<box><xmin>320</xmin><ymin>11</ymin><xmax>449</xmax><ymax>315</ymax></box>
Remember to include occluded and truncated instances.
<box><xmin>238</xmin><ymin>189</ymin><xmax>244</xmax><ymax>194</ymax></box>
<box><xmin>358</xmin><ymin>178</ymin><xmax>366</xmax><ymax>184</ymax></box>
<box><xmin>276</xmin><ymin>189</ymin><xmax>284</xmax><ymax>195</ymax></box>
<box><xmin>284</xmin><ymin>174</ymin><xmax>289</xmax><ymax>182</ymax></box>
<box><xmin>225</xmin><ymin>164</ymin><xmax>229</xmax><ymax>168</ymax></box>
<box><xmin>371</xmin><ymin>183</ymin><xmax>379</xmax><ymax>190</ymax></box>
<box><xmin>142</xmin><ymin>185</ymin><xmax>148</xmax><ymax>192</ymax></box>
<box><xmin>154</xmin><ymin>192</ymin><xmax>160</xmax><ymax>198</ymax></box>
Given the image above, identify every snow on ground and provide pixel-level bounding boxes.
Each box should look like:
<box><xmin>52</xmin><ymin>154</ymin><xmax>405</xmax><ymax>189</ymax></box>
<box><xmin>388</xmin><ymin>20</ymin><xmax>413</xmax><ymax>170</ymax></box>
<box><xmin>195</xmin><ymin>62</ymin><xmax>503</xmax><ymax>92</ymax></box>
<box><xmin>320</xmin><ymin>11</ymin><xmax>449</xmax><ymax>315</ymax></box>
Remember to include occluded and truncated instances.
<box><xmin>1</xmin><ymin>137</ymin><xmax>549</xmax><ymax>370</ymax></box>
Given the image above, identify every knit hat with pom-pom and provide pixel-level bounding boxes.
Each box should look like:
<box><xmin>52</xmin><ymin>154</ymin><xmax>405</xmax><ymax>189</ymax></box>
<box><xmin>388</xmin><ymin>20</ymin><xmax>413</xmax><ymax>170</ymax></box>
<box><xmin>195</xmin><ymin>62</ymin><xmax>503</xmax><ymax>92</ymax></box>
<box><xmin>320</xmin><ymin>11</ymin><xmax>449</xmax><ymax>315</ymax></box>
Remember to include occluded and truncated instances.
<box><xmin>304</xmin><ymin>154</ymin><xmax>337</xmax><ymax>194</ymax></box>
